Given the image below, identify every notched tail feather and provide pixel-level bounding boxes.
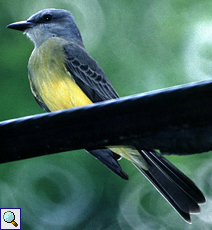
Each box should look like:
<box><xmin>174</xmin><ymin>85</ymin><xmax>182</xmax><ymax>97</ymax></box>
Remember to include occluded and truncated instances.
<box><xmin>134</xmin><ymin>149</ymin><xmax>205</xmax><ymax>223</ymax></box>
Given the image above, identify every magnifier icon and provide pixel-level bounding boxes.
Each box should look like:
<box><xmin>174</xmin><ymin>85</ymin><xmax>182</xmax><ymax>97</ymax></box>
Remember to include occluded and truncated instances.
<box><xmin>3</xmin><ymin>211</ymin><xmax>18</xmax><ymax>227</ymax></box>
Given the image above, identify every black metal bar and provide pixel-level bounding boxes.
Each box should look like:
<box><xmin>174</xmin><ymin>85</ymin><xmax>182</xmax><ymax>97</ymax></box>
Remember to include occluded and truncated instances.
<box><xmin>1</xmin><ymin>80</ymin><xmax>212</xmax><ymax>164</ymax></box>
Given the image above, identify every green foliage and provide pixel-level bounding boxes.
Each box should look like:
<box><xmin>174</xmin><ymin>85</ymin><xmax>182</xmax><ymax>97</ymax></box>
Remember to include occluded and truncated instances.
<box><xmin>1</xmin><ymin>0</ymin><xmax>212</xmax><ymax>229</ymax></box>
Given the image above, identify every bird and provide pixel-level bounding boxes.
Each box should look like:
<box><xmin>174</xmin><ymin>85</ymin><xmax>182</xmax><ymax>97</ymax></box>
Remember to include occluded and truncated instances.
<box><xmin>7</xmin><ymin>8</ymin><xmax>205</xmax><ymax>223</ymax></box>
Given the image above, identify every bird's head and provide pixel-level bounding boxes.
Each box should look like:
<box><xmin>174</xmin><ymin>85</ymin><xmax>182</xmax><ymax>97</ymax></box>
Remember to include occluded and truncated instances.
<box><xmin>7</xmin><ymin>8</ymin><xmax>84</xmax><ymax>48</ymax></box>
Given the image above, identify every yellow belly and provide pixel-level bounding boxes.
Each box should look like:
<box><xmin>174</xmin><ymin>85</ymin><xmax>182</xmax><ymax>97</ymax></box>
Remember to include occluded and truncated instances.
<box><xmin>35</xmin><ymin>75</ymin><xmax>92</xmax><ymax>111</ymax></box>
<box><xmin>28</xmin><ymin>38</ymin><xmax>92</xmax><ymax>111</ymax></box>
<box><xmin>28</xmin><ymin>37</ymin><xmax>147</xmax><ymax>170</ymax></box>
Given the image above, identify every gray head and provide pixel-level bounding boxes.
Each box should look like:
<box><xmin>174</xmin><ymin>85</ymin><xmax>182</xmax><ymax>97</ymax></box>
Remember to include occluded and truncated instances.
<box><xmin>7</xmin><ymin>9</ymin><xmax>84</xmax><ymax>48</ymax></box>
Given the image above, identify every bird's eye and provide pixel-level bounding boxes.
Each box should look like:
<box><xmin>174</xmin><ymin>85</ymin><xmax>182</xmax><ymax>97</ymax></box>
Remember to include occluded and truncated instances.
<box><xmin>43</xmin><ymin>14</ymin><xmax>52</xmax><ymax>22</ymax></box>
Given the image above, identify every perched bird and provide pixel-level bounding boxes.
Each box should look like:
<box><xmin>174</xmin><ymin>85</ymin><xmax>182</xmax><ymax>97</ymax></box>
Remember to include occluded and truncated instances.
<box><xmin>7</xmin><ymin>8</ymin><xmax>205</xmax><ymax>223</ymax></box>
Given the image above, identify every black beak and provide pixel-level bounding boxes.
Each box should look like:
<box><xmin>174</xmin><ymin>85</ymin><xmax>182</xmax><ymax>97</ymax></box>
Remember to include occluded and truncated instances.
<box><xmin>7</xmin><ymin>21</ymin><xmax>35</xmax><ymax>32</ymax></box>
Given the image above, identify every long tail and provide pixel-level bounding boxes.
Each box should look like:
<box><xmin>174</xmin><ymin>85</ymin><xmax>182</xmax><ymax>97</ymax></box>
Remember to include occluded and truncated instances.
<box><xmin>134</xmin><ymin>149</ymin><xmax>206</xmax><ymax>223</ymax></box>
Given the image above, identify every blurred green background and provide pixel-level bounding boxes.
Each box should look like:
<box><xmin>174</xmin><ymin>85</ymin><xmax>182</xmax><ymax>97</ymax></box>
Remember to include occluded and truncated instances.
<box><xmin>1</xmin><ymin>0</ymin><xmax>212</xmax><ymax>229</ymax></box>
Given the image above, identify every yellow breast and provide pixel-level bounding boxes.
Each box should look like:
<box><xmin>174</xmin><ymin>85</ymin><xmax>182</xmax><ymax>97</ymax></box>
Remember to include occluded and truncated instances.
<box><xmin>28</xmin><ymin>38</ymin><xmax>147</xmax><ymax>169</ymax></box>
<box><xmin>28</xmin><ymin>37</ymin><xmax>92</xmax><ymax>111</ymax></box>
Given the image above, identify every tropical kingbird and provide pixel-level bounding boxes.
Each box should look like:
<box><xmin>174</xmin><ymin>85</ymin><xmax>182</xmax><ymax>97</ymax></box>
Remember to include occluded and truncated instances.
<box><xmin>7</xmin><ymin>9</ymin><xmax>205</xmax><ymax>222</ymax></box>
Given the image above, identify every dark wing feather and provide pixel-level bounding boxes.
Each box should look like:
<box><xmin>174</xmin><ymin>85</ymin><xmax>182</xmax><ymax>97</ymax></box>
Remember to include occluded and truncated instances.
<box><xmin>62</xmin><ymin>43</ymin><xmax>127</xmax><ymax>179</ymax></box>
<box><xmin>29</xmin><ymin>41</ymin><xmax>205</xmax><ymax>222</ymax></box>
<box><xmin>87</xmin><ymin>148</ymin><xmax>128</xmax><ymax>180</ymax></box>
<box><xmin>29</xmin><ymin>44</ymin><xmax>126</xmax><ymax>180</ymax></box>
<box><xmin>63</xmin><ymin>43</ymin><xmax>119</xmax><ymax>102</ymax></box>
